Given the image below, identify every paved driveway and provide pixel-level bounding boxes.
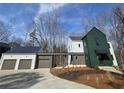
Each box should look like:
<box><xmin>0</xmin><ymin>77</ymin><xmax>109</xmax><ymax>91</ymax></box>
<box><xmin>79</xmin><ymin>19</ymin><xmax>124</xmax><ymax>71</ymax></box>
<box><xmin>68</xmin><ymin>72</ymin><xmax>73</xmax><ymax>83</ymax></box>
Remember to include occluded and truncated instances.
<box><xmin>0</xmin><ymin>69</ymin><xmax>93</xmax><ymax>89</ymax></box>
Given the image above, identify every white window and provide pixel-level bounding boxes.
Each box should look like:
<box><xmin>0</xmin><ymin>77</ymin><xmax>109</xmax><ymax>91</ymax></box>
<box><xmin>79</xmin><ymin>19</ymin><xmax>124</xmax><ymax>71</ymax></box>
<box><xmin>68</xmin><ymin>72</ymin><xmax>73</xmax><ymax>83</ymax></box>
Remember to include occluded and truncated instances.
<box><xmin>78</xmin><ymin>44</ymin><xmax>80</xmax><ymax>48</ymax></box>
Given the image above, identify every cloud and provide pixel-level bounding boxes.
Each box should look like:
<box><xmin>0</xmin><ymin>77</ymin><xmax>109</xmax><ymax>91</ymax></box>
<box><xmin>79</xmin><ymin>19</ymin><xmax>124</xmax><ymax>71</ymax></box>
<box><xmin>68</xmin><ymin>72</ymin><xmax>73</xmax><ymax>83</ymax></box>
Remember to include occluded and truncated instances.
<box><xmin>38</xmin><ymin>4</ymin><xmax>65</xmax><ymax>14</ymax></box>
<box><xmin>0</xmin><ymin>15</ymin><xmax>11</xmax><ymax>25</ymax></box>
<box><xmin>34</xmin><ymin>3</ymin><xmax>66</xmax><ymax>21</ymax></box>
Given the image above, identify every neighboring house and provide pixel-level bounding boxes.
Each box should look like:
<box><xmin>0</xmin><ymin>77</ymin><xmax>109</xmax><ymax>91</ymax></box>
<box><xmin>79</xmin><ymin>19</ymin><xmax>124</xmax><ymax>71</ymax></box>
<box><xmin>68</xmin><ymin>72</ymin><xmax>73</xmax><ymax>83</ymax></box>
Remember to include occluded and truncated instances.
<box><xmin>0</xmin><ymin>47</ymin><xmax>40</xmax><ymax>70</ymax></box>
<box><xmin>68</xmin><ymin>36</ymin><xmax>86</xmax><ymax>66</ymax></box>
<box><xmin>0</xmin><ymin>42</ymin><xmax>10</xmax><ymax>58</ymax></box>
<box><xmin>82</xmin><ymin>27</ymin><xmax>113</xmax><ymax>67</ymax></box>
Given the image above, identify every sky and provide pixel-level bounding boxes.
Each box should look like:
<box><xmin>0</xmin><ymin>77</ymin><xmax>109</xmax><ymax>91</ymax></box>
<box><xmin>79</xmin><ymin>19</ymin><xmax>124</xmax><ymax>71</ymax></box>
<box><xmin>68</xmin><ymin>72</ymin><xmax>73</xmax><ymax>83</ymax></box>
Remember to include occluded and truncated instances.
<box><xmin>0</xmin><ymin>3</ymin><xmax>124</xmax><ymax>39</ymax></box>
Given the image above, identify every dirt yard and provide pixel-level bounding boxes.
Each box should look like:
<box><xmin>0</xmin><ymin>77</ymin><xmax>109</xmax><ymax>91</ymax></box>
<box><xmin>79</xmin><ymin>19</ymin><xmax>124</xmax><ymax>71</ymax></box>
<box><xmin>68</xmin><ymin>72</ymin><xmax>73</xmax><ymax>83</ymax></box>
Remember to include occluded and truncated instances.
<box><xmin>50</xmin><ymin>67</ymin><xmax>124</xmax><ymax>89</ymax></box>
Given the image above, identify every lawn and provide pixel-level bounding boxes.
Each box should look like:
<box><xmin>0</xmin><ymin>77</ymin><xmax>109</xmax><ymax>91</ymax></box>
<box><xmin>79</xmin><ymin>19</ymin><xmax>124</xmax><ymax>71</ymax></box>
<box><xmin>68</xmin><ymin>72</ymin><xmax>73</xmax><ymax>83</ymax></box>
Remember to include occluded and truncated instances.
<box><xmin>50</xmin><ymin>67</ymin><xmax>124</xmax><ymax>89</ymax></box>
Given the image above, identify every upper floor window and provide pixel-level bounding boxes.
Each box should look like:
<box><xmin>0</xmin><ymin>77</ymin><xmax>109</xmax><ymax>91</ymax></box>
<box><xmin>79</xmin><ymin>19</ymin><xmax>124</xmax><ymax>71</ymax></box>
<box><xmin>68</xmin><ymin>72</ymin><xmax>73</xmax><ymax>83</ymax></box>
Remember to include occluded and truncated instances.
<box><xmin>95</xmin><ymin>37</ymin><xmax>99</xmax><ymax>46</ymax></box>
<box><xmin>78</xmin><ymin>44</ymin><xmax>80</xmax><ymax>47</ymax></box>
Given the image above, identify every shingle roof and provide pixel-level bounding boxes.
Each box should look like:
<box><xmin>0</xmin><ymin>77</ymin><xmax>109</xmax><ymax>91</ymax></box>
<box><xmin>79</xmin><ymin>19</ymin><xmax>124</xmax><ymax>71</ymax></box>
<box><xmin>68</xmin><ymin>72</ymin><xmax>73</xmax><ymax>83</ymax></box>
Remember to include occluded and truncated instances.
<box><xmin>69</xmin><ymin>36</ymin><xmax>82</xmax><ymax>40</ymax></box>
<box><xmin>6</xmin><ymin>47</ymin><xmax>41</xmax><ymax>53</ymax></box>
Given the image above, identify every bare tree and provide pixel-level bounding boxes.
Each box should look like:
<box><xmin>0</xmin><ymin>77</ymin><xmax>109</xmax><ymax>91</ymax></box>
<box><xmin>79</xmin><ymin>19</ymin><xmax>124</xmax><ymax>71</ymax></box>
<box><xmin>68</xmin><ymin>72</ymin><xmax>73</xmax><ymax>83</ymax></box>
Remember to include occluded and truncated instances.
<box><xmin>109</xmin><ymin>6</ymin><xmax>124</xmax><ymax>67</ymax></box>
<box><xmin>29</xmin><ymin>8</ymin><xmax>67</xmax><ymax>53</ymax></box>
<box><xmin>24</xmin><ymin>40</ymin><xmax>35</xmax><ymax>47</ymax></box>
<box><xmin>82</xmin><ymin>11</ymin><xmax>108</xmax><ymax>35</ymax></box>
<box><xmin>9</xmin><ymin>36</ymin><xmax>24</xmax><ymax>48</ymax></box>
<box><xmin>27</xmin><ymin>7</ymin><xmax>68</xmax><ymax>67</ymax></box>
<box><xmin>0</xmin><ymin>20</ymin><xmax>10</xmax><ymax>43</ymax></box>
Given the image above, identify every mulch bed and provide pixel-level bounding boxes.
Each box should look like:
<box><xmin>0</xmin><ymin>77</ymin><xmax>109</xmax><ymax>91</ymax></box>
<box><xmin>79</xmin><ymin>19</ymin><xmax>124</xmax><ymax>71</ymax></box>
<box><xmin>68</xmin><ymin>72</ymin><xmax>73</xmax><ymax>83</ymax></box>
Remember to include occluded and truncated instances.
<box><xmin>50</xmin><ymin>67</ymin><xmax>124</xmax><ymax>89</ymax></box>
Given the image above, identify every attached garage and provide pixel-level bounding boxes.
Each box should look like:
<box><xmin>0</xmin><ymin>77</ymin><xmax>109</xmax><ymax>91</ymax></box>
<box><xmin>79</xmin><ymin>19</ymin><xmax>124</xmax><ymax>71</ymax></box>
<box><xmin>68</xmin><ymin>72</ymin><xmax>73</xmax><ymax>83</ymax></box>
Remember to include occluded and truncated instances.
<box><xmin>1</xmin><ymin>59</ymin><xmax>16</xmax><ymax>70</ymax></box>
<box><xmin>36</xmin><ymin>56</ymin><xmax>52</xmax><ymax>68</ymax></box>
<box><xmin>0</xmin><ymin>47</ymin><xmax>40</xmax><ymax>70</ymax></box>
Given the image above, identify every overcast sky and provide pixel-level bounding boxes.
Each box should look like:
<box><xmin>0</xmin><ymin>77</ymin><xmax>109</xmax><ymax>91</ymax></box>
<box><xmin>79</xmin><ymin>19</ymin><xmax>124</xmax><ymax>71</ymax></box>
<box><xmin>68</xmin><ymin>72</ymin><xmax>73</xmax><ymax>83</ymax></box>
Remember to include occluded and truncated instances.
<box><xmin>0</xmin><ymin>3</ymin><xmax>124</xmax><ymax>39</ymax></box>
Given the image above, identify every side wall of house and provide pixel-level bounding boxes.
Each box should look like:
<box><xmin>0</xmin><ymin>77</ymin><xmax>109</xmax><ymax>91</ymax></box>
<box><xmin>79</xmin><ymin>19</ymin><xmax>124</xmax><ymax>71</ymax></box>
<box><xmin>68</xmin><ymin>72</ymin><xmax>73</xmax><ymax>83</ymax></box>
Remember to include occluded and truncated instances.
<box><xmin>0</xmin><ymin>53</ymin><xmax>36</xmax><ymax>70</ymax></box>
<box><xmin>83</xmin><ymin>37</ymin><xmax>91</xmax><ymax>66</ymax></box>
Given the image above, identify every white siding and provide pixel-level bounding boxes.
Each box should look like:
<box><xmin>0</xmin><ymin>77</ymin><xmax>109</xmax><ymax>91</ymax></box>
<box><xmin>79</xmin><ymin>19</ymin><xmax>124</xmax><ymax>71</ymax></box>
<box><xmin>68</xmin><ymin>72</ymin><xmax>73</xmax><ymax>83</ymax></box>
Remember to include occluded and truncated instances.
<box><xmin>68</xmin><ymin>38</ymin><xmax>84</xmax><ymax>64</ymax></box>
<box><xmin>68</xmin><ymin>38</ymin><xmax>84</xmax><ymax>53</ymax></box>
<box><xmin>108</xmin><ymin>42</ymin><xmax>118</xmax><ymax>66</ymax></box>
<box><xmin>0</xmin><ymin>53</ymin><xmax>36</xmax><ymax>70</ymax></box>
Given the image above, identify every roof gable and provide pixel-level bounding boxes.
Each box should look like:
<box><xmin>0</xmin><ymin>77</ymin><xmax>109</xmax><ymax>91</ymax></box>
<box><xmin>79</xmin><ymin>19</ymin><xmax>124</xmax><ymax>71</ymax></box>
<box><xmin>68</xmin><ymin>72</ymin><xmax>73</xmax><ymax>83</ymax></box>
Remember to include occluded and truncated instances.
<box><xmin>82</xmin><ymin>27</ymin><xmax>105</xmax><ymax>40</ymax></box>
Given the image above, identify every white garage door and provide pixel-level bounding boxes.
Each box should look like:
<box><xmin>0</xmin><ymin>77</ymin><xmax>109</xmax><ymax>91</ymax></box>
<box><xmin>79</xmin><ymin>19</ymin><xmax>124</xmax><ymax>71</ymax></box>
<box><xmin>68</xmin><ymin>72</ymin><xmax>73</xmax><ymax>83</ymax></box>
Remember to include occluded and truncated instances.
<box><xmin>1</xmin><ymin>59</ymin><xmax>16</xmax><ymax>70</ymax></box>
<box><xmin>18</xmin><ymin>59</ymin><xmax>32</xmax><ymax>69</ymax></box>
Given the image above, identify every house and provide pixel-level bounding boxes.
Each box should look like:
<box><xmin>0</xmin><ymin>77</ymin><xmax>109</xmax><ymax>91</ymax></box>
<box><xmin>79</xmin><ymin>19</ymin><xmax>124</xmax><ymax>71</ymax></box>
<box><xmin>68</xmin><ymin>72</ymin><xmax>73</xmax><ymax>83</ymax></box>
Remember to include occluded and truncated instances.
<box><xmin>67</xmin><ymin>27</ymin><xmax>118</xmax><ymax>67</ymax></box>
<box><xmin>0</xmin><ymin>47</ymin><xmax>40</xmax><ymax>70</ymax></box>
<box><xmin>0</xmin><ymin>42</ymin><xmax>10</xmax><ymax>58</ymax></box>
<box><xmin>0</xmin><ymin>27</ymin><xmax>118</xmax><ymax>70</ymax></box>
<box><xmin>82</xmin><ymin>27</ymin><xmax>114</xmax><ymax>67</ymax></box>
<box><xmin>68</xmin><ymin>36</ymin><xmax>86</xmax><ymax>66</ymax></box>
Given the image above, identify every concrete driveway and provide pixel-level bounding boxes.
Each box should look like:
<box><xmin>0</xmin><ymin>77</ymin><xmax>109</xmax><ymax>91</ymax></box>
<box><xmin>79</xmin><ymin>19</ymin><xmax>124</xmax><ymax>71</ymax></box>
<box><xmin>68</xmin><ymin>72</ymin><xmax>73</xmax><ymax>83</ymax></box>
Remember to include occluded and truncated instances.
<box><xmin>0</xmin><ymin>69</ymin><xmax>93</xmax><ymax>89</ymax></box>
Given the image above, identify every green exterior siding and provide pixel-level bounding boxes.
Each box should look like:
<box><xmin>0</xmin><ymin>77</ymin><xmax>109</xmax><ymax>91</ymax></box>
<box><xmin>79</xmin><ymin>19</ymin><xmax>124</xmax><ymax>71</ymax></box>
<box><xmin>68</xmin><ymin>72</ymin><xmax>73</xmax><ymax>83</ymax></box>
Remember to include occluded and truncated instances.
<box><xmin>83</xmin><ymin>37</ymin><xmax>91</xmax><ymax>66</ymax></box>
<box><xmin>82</xmin><ymin>27</ymin><xmax>113</xmax><ymax>67</ymax></box>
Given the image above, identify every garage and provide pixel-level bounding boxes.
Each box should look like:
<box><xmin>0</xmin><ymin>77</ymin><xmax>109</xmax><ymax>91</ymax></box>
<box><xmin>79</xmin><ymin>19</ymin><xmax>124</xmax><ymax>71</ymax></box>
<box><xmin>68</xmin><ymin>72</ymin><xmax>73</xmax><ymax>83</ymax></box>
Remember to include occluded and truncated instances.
<box><xmin>18</xmin><ymin>59</ymin><xmax>32</xmax><ymax>69</ymax></box>
<box><xmin>1</xmin><ymin>59</ymin><xmax>16</xmax><ymax>70</ymax></box>
<box><xmin>0</xmin><ymin>47</ymin><xmax>41</xmax><ymax>70</ymax></box>
<box><xmin>37</xmin><ymin>56</ymin><xmax>52</xmax><ymax>68</ymax></box>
